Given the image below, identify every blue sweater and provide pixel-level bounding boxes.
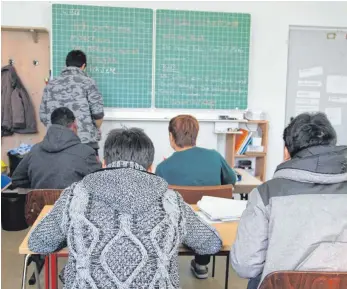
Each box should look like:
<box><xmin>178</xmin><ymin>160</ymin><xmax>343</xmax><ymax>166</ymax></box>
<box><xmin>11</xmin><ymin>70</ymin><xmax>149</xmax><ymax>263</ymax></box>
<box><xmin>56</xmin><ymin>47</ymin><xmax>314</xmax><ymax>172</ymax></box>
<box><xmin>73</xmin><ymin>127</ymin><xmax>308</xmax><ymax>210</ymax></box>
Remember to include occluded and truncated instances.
<box><xmin>156</xmin><ymin>147</ymin><xmax>237</xmax><ymax>186</ymax></box>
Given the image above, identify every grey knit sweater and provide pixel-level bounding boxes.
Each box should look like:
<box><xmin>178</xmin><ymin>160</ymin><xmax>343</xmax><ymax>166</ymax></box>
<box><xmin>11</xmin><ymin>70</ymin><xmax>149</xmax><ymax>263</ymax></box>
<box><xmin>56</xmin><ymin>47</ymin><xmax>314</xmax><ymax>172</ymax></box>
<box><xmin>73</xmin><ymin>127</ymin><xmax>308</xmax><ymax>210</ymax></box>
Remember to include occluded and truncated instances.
<box><xmin>28</xmin><ymin>161</ymin><xmax>222</xmax><ymax>289</ymax></box>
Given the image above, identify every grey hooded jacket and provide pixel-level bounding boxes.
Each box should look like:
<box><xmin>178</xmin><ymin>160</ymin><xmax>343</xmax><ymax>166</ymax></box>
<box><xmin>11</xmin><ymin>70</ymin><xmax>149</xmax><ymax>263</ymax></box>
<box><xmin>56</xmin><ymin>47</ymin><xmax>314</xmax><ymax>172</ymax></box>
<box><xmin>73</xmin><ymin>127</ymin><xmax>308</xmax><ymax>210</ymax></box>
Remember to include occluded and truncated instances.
<box><xmin>231</xmin><ymin>145</ymin><xmax>347</xmax><ymax>285</ymax></box>
<box><xmin>12</xmin><ymin>125</ymin><xmax>101</xmax><ymax>189</ymax></box>
<box><xmin>28</xmin><ymin>161</ymin><xmax>222</xmax><ymax>289</ymax></box>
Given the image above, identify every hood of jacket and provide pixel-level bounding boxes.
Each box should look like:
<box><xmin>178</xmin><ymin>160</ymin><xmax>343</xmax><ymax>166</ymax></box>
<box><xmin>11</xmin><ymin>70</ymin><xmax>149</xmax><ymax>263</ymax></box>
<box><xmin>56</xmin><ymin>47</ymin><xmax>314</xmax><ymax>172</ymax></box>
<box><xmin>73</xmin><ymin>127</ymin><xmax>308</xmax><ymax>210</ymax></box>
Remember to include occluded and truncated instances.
<box><xmin>79</xmin><ymin>161</ymin><xmax>169</xmax><ymax>214</ymax></box>
<box><xmin>1</xmin><ymin>65</ymin><xmax>18</xmax><ymax>88</ymax></box>
<box><xmin>274</xmin><ymin>145</ymin><xmax>347</xmax><ymax>184</ymax></box>
<box><xmin>61</xmin><ymin>66</ymin><xmax>88</xmax><ymax>77</ymax></box>
<box><xmin>41</xmin><ymin>125</ymin><xmax>81</xmax><ymax>153</ymax></box>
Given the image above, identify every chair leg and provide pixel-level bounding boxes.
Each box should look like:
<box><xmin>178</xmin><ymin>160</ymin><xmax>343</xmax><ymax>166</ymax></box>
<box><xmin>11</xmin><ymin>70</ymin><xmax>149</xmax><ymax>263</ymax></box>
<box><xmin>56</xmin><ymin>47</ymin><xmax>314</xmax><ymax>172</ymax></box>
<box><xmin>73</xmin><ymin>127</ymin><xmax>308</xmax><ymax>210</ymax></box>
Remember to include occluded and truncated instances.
<box><xmin>34</xmin><ymin>261</ymin><xmax>42</xmax><ymax>289</ymax></box>
<box><xmin>29</xmin><ymin>255</ymin><xmax>45</xmax><ymax>285</ymax></box>
<box><xmin>225</xmin><ymin>254</ymin><xmax>230</xmax><ymax>289</ymax></box>
<box><xmin>45</xmin><ymin>256</ymin><xmax>50</xmax><ymax>289</ymax></box>
<box><xmin>212</xmin><ymin>255</ymin><xmax>216</xmax><ymax>277</ymax></box>
<box><xmin>50</xmin><ymin>254</ymin><xmax>58</xmax><ymax>289</ymax></box>
<box><xmin>21</xmin><ymin>254</ymin><xmax>31</xmax><ymax>289</ymax></box>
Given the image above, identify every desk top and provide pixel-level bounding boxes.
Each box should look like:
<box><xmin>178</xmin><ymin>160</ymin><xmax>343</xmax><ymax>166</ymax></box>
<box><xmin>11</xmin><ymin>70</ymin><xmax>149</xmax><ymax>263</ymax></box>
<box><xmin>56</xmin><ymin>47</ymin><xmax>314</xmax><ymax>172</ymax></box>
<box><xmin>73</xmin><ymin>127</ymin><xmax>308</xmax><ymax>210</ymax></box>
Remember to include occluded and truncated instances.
<box><xmin>19</xmin><ymin>205</ymin><xmax>238</xmax><ymax>255</ymax></box>
<box><xmin>234</xmin><ymin>168</ymin><xmax>262</xmax><ymax>194</ymax></box>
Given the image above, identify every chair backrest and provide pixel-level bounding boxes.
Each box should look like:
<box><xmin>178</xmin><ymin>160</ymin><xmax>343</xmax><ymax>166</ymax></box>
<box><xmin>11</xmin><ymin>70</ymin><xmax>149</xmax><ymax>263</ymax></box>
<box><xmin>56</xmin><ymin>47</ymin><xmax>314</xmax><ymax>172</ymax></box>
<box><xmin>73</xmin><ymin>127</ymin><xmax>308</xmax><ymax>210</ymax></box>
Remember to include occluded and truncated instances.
<box><xmin>259</xmin><ymin>271</ymin><xmax>347</xmax><ymax>289</ymax></box>
<box><xmin>168</xmin><ymin>184</ymin><xmax>233</xmax><ymax>204</ymax></box>
<box><xmin>25</xmin><ymin>189</ymin><xmax>63</xmax><ymax>226</ymax></box>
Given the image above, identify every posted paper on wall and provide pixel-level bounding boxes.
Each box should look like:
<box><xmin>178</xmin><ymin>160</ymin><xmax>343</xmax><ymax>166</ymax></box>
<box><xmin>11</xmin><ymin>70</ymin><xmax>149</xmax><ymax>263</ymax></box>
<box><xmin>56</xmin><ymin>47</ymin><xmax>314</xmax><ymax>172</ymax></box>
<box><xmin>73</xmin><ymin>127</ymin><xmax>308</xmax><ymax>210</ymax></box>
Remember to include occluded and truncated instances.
<box><xmin>325</xmin><ymin>107</ymin><xmax>342</xmax><ymax>126</ymax></box>
<box><xmin>326</xmin><ymin>75</ymin><xmax>347</xmax><ymax>94</ymax></box>
<box><xmin>329</xmin><ymin>96</ymin><xmax>347</xmax><ymax>103</ymax></box>
<box><xmin>297</xmin><ymin>91</ymin><xmax>320</xmax><ymax>99</ymax></box>
<box><xmin>299</xmin><ymin>67</ymin><xmax>323</xmax><ymax>78</ymax></box>
<box><xmin>298</xmin><ymin>80</ymin><xmax>322</xmax><ymax>87</ymax></box>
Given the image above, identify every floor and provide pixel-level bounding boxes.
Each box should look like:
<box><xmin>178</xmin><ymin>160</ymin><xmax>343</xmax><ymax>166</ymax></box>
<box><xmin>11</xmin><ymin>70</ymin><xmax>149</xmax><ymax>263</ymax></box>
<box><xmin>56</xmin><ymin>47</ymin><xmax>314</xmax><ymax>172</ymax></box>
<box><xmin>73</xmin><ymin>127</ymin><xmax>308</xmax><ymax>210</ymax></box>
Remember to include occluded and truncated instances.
<box><xmin>1</xmin><ymin>228</ymin><xmax>248</xmax><ymax>289</ymax></box>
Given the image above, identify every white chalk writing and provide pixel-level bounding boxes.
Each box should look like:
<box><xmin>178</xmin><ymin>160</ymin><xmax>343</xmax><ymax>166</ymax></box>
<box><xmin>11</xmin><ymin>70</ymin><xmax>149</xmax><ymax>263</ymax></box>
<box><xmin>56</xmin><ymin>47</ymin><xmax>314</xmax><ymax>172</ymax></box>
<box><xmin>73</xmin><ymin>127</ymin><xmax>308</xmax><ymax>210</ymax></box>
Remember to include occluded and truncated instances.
<box><xmin>62</xmin><ymin>9</ymin><xmax>80</xmax><ymax>16</ymax></box>
<box><xmin>87</xmin><ymin>67</ymin><xmax>117</xmax><ymax>74</ymax></box>
<box><xmin>161</xmin><ymin>64</ymin><xmax>179</xmax><ymax>73</ymax></box>
<box><xmin>73</xmin><ymin>22</ymin><xmax>131</xmax><ymax>33</ymax></box>
<box><xmin>160</xmin><ymin>45</ymin><xmax>244</xmax><ymax>53</ymax></box>
<box><xmin>90</xmin><ymin>57</ymin><xmax>117</xmax><ymax>65</ymax></box>
<box><xmin>163</xmin><ymin>34</ymin><xmax>205</xmax><ymax>42</ymax></box>
<box><xmin>84</xmin><ymin>46</ymin><xmax>139</xmax><ymax>54</ymax></box>
<box><xmin>70</xmin><ymin>35</ymin><xmax>111</xmax><ymax>44</ymax></box>
<box><xmin>158</xmin><ymin>17</ymin><xmax>239</xmax><ymax>28</ymax></box>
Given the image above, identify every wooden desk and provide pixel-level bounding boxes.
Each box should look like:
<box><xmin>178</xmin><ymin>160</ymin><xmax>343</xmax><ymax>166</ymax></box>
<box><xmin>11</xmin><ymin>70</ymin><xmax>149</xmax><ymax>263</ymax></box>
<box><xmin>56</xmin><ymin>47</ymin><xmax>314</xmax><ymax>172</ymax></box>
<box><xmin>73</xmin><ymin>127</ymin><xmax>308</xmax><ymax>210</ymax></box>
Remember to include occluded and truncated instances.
<box><xmin>234</xmin><ymin>168</ymin><xmax>262</xmax><ymax>198</ymax></box>
<box><xmin>19</xmin><ymin>205</ymin><xmax>238</xmax><ymax>289</ymax></box>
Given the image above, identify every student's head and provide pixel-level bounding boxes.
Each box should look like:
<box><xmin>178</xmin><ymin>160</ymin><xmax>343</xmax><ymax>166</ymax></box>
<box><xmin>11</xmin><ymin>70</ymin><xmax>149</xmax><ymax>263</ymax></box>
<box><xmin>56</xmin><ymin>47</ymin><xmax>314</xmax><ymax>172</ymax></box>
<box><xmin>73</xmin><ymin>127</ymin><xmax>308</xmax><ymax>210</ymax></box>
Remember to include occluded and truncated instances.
<box><xmin>283</xmin><ymin>112</ymin><xmax>337</xmax><ymax>160</ymax></box>
<box><xmin>66</xmin><ymin>50</ymin><xmax>87</xmax><ymax>70</ymax></box>
<box><xmin>51</xmin><ymin>107</ymin><xmax>77</xmax><ymax>134</ymax></box>
<box><xmin>168</xmin><ymin>115</ymin><xmax>199</xmax><ymax>151</ymax></box>
<box><xmin>103</xmin><ymin>128</ymin><xmax>155</xmax><ymax>171</ymax></box>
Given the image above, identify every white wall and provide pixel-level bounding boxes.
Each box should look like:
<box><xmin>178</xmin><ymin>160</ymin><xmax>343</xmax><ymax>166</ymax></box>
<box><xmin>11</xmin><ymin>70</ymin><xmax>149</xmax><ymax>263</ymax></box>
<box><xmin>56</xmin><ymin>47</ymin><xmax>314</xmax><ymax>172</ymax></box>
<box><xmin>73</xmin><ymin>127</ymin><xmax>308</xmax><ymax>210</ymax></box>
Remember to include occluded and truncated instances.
<box><xmin>2</xmin><ymin>1</ymin><xmax>347</xmax><ymax>177</ymax></box>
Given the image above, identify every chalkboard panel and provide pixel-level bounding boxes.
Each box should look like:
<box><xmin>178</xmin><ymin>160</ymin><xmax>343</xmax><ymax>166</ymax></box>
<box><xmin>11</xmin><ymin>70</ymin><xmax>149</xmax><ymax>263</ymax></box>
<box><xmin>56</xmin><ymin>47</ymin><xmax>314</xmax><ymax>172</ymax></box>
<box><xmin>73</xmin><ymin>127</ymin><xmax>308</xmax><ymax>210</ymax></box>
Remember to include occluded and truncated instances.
<box><xmin>155</xmin><ymin>10</ymin><xmax>251</xmax><ymax>109</ymax></box>
<box><xmin>52</xmin><ymin>4</ymin><xmax>153</xmax><ymax>108</ymax></box>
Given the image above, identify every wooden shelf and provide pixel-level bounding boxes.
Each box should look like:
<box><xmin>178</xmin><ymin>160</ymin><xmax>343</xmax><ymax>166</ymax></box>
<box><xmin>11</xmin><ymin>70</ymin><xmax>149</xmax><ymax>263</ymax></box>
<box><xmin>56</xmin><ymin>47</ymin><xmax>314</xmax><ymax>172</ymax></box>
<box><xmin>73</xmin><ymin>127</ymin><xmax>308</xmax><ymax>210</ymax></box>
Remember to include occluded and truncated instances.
<box><xmin>246</xmin><ymin>120</ymin><xmax>268</xmax><ymax>124</ymax></box>
<box><xmin>225</xmin><ymin>120</ymin><xmax>269</xmax><ymax>182</ymax></box>
<box><xmin>235</xmin><ymin>152</ymin><xmax>266</xmax><ymax>158</ymax></box>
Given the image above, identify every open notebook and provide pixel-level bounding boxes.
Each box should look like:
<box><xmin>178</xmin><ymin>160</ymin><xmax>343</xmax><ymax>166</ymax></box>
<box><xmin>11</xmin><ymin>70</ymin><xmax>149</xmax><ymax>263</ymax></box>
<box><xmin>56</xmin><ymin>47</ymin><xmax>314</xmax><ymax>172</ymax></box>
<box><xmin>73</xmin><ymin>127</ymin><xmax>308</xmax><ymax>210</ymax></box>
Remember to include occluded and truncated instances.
<box><xmin>197</xmin><ymin>196</ymin><xmax>247</xmax><ymax>222</ymax></box>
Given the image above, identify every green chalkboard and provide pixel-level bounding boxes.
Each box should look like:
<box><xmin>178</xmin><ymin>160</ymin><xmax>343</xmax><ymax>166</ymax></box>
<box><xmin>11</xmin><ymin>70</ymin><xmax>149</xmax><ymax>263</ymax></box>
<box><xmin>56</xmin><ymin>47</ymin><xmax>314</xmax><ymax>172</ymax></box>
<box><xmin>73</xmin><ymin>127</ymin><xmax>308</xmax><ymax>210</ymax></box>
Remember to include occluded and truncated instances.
<box><xmin>52</xmin><ymin>4</ymin><xmax>153</xmax><ymax>108</ymax></box>
<box><xmin>155</xmin><ymin>10</ymin><xmax>251</xmax><ymax>109</ymax></box>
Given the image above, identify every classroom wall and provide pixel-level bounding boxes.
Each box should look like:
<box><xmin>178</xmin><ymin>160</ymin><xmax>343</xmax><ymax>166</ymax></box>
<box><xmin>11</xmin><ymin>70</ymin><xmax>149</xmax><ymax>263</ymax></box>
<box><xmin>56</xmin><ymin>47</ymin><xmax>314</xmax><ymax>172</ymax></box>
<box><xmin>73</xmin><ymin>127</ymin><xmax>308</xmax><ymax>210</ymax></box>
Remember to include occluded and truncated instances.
<box><xmin>1</xmin><ymin>29</ymin><xmax>49</xmax><ymax>164</ymax></box>
<box><xmin>2</xmin><ymin>1</ymin><xmax>347</xmax><ymax>178</ymax></box>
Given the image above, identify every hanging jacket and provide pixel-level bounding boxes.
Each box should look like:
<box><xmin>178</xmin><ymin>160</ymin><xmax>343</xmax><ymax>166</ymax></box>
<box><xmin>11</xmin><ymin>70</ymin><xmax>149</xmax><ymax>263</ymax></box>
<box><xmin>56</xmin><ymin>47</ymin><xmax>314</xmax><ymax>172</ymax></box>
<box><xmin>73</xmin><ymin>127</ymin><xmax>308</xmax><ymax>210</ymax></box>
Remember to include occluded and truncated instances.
<box><xmin>1</xmin><ymin>65</ymin><xmax>37</xmax><ymax>136</ymax></box>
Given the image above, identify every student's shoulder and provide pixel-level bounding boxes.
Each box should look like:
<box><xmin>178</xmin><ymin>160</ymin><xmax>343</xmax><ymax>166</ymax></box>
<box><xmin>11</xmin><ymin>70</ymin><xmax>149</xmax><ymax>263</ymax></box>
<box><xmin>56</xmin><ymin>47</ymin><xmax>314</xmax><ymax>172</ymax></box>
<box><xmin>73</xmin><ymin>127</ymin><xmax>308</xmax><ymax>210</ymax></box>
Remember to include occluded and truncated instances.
<box><xmin>156</xmin><ymin>156</ymin><xmax>175</xmax><ymax>173</ymax></box>
<box><xmin>80</xmin><ymin>74</ymin><xmax>97</xmax><ymax>87</ymax></box>
<box><xmin>196</xmin><ymin>147</ymin><xmax>221</xmax><ymax>158</ymax></box>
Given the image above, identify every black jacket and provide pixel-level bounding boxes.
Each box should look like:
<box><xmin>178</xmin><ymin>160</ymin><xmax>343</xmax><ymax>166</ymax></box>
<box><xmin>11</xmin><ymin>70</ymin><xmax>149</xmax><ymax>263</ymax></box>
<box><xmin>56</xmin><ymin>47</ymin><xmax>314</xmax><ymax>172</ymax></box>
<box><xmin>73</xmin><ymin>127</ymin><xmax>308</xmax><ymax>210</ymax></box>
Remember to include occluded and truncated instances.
<box><xmin>12</xmin><ymin>125</ymin><xmax>101</xmax><ymax>189</ymax></box>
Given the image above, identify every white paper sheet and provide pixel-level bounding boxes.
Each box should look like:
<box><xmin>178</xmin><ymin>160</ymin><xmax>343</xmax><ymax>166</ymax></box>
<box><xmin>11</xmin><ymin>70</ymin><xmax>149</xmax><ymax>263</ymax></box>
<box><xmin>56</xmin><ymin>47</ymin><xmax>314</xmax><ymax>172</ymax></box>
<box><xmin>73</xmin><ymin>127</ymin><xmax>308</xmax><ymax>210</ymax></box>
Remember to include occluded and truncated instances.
<box><xmin>299</xmin><ymin>67</ymin><xmax>323</xmax><ymax>78</ymax></box>
<box><xmin>195</xmin><ymin>211</ymin><xmax>238</xmax><ymax>224</ymax></box>
<box><xmin>295</xmin><ymin>98</ymin><xmax>320</xmax><ymax>105</ymax></box>
<box><xmin>328</xmin><ymin>96</ymin><xmax>347</xmax><ymax>103</ymax></box>
<box><xmin>197</xmin><ymin>196</ymin><xmax>247</xmax><ymax>221</ymax></box>
<box><xmin>298</xmin><ymin>80</ymin><xmax>322</xmax><ymax>87</ymax></box>
<box><xmin>297</xmin><ymin>91</ymin><xmax>320</xmax><ymax>99</ymax></box>
<box><xmin>326</xmin><ymin>75</ymin><xmax>347</xmax><ymax>94</ymax></box>
<box><xmin>325</xmin><ymin>107</ymin><xmax>342</xmax><ymax>126</ymax></box>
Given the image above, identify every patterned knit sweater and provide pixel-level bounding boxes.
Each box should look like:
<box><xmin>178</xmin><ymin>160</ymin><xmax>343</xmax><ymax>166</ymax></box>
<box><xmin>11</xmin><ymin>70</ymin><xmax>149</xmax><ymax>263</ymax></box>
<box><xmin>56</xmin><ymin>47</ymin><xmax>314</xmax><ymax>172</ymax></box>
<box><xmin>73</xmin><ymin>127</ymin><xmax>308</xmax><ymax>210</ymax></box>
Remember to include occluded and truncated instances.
<box><xmin>28</xmin><ymin>161</ymin><xmax>222</xmax><ymax>289</ymax></box>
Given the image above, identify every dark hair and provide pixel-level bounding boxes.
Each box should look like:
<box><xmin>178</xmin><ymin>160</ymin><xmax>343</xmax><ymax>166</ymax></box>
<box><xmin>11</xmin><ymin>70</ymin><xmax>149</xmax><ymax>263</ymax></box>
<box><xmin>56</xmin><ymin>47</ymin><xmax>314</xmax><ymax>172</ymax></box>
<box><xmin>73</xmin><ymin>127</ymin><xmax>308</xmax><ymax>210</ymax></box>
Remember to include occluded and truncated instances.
<box><xmin>66</xmin><ymin>50</ymin><xmax>87</xmax><ymax>68</ymax></box>
<box><xmin>283</xmin><ymin>112</ymin><xmax>337</xmax><ymax>157</ymax></box>
<box><xmin>104</xmin><ymin>128</ymin><xmax>154</xmax><ymax>168</ymax></box>
<box><xmin>51</xmin><ymin>107</ymin><xmax>76</xmax><ymax>127</ymax></box>
<box><xmin>169</xmin><ymin>115</ymin><xmax>199</xmax><ymax>148</ymax></box>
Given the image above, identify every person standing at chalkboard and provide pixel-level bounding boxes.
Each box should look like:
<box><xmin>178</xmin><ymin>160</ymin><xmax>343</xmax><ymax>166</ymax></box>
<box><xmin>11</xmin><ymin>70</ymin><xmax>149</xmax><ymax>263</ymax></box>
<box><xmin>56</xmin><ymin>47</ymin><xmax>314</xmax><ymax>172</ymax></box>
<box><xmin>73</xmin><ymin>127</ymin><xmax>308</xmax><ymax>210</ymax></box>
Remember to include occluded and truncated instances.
<box><xmin>40</xmin><ymin>50</ymin><xmax>104</xmax><ymax>155</ymax></box>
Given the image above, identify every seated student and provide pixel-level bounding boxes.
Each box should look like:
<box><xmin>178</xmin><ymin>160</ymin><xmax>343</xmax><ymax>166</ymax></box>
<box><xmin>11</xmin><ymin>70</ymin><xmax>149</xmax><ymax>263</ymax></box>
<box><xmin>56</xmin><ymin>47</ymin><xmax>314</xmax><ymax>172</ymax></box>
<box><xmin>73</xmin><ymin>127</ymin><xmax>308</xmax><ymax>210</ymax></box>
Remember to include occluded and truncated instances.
<box><xmin>156</xmin><ymin>114</ymin><xmax>237</xmax><ymax>279</ymax></box>
<box><xmin>12</xmin><ymin>107</ymin><xmax>101</xmax><ymax>189</ymax></box>
<box><xmin>231</xmin><ymin>112</ymin><xmax>347</xmax><ymax>289</ymax></box>
<box><xmin>28</xmin><ymin>127</ymin><xmax>222</xmax><ymax>289</ymax></box>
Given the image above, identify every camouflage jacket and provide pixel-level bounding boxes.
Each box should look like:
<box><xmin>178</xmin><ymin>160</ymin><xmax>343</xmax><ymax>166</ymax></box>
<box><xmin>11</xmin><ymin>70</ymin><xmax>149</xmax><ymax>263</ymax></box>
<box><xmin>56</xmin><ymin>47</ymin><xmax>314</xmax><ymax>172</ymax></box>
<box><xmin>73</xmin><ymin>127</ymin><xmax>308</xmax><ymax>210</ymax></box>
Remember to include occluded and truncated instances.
<box><xmin>40</xmin><ymin>67</ymin><xmax>104</xmax><ymax>148</ymax></box>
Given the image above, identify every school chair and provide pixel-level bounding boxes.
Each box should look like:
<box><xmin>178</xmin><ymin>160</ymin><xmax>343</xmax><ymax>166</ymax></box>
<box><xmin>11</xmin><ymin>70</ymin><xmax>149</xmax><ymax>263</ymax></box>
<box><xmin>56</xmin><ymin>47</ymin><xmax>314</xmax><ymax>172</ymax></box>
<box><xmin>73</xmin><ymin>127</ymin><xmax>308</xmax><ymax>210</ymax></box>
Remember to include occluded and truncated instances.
<box><xmin>168</xmin><ymin>184</ymin><xmax>233</xmax><ymax>204</ymax></box>
<box><xmin>24</xmin><ymin>189</ymin><xmax>63</xmax><ymax>288</ymax></box>
<box><xmin>169</xmin><ymin>184</ymin><xmax>233</xmax><ymax>287</ymax></box>
<box><xmin>259</xmin><ymin>271</ymin><xmax>347</xmax><ymax>289</ymax></box>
